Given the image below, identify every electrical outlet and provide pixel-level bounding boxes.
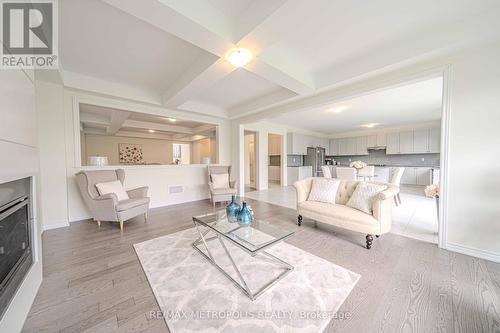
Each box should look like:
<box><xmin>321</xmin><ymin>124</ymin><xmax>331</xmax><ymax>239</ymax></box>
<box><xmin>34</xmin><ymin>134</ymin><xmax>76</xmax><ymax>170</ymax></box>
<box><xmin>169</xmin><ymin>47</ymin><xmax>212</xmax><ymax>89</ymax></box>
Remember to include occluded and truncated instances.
<box><xmin>348</xmin><ymin>158</ymin><xmax>352</xmax><ymax>162</ymax></box>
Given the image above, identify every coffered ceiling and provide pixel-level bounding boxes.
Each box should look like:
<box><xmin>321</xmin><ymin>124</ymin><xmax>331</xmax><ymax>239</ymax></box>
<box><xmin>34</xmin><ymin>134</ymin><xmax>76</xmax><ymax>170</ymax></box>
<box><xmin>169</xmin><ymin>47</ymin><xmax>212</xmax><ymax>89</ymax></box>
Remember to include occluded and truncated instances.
<box><xmin>56</xmin><ymin>0</ymin><xmax>500</xmax><ymax>122</ymax></box>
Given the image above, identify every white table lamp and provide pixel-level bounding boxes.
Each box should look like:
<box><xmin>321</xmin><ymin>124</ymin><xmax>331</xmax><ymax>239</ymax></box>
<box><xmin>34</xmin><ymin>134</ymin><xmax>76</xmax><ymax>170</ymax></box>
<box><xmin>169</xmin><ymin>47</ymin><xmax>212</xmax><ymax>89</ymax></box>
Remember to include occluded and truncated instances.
<box><xmin>88</xmin><ymin>156</ymin><xmax>109</xmax><ymax>166</ymax></box>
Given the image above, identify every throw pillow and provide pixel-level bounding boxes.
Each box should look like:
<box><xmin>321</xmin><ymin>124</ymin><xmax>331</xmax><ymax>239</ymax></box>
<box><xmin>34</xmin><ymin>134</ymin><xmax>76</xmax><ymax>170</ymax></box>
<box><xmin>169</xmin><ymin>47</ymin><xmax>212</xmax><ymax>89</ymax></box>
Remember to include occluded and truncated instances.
<box><xmin>307</xmin><ymin>178</ymin><xmax>340</xmax><ymax>204</ymax></box>
<box><xmin>95</xmin><ymin>180</ymin><xmax>129</xmax><ymax>201</ymax></box>
<box><xmin>211</xmin><ymin>173</ymin><xmax>230</xmax><ymax>189</ymax></box>
<box><xmin>346</xmin><ymin>182</ymin><xmax>387</xmax><ymax>214</ymax></box>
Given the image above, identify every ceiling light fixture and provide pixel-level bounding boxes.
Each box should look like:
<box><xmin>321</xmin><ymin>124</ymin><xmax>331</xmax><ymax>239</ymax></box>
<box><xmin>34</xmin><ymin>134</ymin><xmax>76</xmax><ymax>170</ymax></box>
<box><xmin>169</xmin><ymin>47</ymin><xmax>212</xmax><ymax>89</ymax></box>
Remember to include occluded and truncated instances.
<box><xmin>148</xmin><ymin>129</ymin><xmax>156</xmax><ymax>133</ymax></box>
<box><xmin>226</xmin><ymin>48</ymin><xmax>252</xmax><ymax>67</ymax></box>
<box><xmin>167</xmin><ymin>118</ymin><xmax>176</xmax><ymax>122</ymax></box>
<box><xmin>361</xmin><ymin>123</ymin><xmax>380</xmax><ymax>128</ymax></box>
<box><xmin>328</xmin><ymin>105</ymin><xmax>350</xmax><ymax>113</ymax></box>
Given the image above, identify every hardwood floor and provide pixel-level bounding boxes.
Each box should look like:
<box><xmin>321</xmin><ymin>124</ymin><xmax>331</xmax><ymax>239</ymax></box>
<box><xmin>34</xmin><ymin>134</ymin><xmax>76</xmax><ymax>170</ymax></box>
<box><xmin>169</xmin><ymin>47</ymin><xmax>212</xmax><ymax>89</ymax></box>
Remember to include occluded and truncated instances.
<box><xmin>22</xmin><ymin>198</ymin><xmax>500</xmax><ymax>333</ymax></box>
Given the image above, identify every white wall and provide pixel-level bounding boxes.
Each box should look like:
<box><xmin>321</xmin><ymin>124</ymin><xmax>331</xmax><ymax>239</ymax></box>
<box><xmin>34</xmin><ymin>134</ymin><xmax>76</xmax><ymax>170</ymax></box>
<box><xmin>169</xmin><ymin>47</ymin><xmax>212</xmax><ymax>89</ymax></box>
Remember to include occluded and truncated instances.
<box><xmin>36</xmin><ymin>81</ymin><xmax>69</xmax><ymax>230</ymax></box>
<box><xmin>0</xmin><ymin>69</ymin><xmax>43</xmax><ymax>333</ymax></box>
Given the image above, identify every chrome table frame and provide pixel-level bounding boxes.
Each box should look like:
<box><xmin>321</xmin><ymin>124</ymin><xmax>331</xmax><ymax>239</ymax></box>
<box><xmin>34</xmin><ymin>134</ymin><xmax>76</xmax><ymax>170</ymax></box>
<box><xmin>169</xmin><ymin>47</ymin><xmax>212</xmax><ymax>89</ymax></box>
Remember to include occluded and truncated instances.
<box><xmin>192</xmin><ymin>218</ymin><xmax>294</xmax><ymax>301</ymax></box>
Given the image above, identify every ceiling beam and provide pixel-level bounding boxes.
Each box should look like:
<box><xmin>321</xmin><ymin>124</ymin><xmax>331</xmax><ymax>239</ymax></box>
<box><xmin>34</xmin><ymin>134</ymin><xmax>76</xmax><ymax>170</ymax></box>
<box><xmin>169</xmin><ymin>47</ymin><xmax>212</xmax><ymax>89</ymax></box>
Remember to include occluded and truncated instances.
<box><xmin>107</xmin><ymin>110</ymin><xmax>131</xmax><ymax>135</ymax></box>
<box><xmin>192</xmin><ymin>124</ymin><xmax>216</xmax><ymax>134</ymax></box>
<box><xmin>122</xmin><ymin>120</ymin><xmax>194</xmax><ymax>134</ymax></box>
<box><xmin>80</xmin><ymin>112</ymin><xmax>110</xmax><ymax>126</ymax></box>
<box><xmin>103</xmin><ymin>0</ymin><xmax>314</xmax><ymax>109</ymax></box>
<box><xmin>163</xmin><ymin>57</ymin><xmax>236</xmax><ymax>108</ymax></box>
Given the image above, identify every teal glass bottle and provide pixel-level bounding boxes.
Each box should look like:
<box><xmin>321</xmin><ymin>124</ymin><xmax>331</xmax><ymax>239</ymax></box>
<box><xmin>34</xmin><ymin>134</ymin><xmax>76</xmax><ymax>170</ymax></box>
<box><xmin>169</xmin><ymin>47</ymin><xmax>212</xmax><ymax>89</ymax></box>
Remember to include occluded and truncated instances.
<box><xmin>225</xmin><ymin>195</ymin><xmax>240</xmax><ymax>223</ymax></box>
<box><xmin>237</xmin><ymin>201</ymin><xmax>253</xmax><ymax>226</ymax></box>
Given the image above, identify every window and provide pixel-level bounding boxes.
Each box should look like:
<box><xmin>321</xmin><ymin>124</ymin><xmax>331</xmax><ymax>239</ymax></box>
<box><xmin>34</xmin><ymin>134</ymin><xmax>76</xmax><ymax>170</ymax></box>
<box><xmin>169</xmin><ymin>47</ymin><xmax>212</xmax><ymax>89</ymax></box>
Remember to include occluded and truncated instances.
<box><xmin>173</xmin><ymin>144</ymin><xmax>190</xmax><ymax>164</ymax></box>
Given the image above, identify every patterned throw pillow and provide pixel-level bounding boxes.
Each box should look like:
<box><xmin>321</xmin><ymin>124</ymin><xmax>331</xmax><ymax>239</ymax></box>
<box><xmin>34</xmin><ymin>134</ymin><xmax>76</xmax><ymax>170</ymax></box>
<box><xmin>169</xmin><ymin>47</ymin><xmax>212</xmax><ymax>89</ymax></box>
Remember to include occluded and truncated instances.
<box><xmin>346</xmin><ymin>182</ymin><xmax>387</xmax><ymax>214</ymax></box>
<box><xmin>307</xmin><ymin>178</ymin><xmax>340</xmax><ymax>204</ymax></box>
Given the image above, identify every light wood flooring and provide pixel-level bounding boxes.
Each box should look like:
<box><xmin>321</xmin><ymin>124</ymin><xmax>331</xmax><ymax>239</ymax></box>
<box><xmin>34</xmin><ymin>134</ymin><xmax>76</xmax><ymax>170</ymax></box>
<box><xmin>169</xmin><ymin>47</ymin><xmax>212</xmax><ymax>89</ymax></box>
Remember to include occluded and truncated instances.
<box><xmin>22</xmin><ymin>198</ymin><xmax>500</xmax><ymax>333</ymax></box>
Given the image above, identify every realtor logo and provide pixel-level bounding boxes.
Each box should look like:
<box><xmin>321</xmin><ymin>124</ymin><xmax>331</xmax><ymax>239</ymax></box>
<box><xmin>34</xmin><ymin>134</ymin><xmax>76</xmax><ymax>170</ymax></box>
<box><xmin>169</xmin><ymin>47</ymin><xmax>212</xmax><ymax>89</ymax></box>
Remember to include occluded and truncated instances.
<box><xmin>1</xmin><ymin>0</ymin><xmax>58</xmax><ymax>69</ymax></box>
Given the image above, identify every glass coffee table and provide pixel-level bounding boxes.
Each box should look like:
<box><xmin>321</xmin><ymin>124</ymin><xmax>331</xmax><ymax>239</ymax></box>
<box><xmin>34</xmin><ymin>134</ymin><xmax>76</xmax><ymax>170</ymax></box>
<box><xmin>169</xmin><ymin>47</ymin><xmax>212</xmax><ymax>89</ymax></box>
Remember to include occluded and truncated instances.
<box><xmin>192</xmin><ymin>210</ymin><xmax>295</xmax><ymax>300</ymax></box>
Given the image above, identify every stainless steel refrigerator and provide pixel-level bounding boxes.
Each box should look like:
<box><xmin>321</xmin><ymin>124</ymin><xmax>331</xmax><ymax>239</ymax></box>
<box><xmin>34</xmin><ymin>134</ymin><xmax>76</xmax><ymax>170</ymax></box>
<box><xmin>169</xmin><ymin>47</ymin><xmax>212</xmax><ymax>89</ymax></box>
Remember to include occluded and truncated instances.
<box><xmin>304</xmin><ymin>147</ymin><xmax>325</xmax><ymax>177</ymax></box>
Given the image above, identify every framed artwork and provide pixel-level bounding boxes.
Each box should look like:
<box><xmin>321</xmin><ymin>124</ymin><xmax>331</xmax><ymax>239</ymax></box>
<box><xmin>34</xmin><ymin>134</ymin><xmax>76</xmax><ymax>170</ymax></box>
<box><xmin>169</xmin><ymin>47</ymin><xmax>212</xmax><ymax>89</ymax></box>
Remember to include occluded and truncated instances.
<box><xmin>119</xmin><ymin>143</ymin><xmax>144</xmax><ymax>164</ymax></box>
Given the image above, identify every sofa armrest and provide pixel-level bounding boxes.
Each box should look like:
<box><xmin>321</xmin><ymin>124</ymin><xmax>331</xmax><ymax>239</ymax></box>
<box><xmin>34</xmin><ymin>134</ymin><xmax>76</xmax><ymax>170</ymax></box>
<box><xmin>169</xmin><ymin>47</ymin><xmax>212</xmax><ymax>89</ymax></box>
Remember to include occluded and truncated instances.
<box><xmin>376</xmin><ymin>186</ymin><xmax>399</xmax><ymax>200</ymax></box>
<box><xmin>127</xmin><ymin>186</ymin><xmax>148</xmax><ymax>199</ymax></box>
<box><xmin>293</xmin><ymin>179</ymin><xmax>310</xmax><ymax>204</ymax></box>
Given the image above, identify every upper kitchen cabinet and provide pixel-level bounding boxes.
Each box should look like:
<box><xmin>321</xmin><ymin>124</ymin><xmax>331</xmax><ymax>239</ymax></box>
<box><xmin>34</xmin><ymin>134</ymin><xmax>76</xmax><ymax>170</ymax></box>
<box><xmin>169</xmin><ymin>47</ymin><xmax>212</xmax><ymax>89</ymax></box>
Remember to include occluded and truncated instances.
<box><xmin>386</xmin><ymin>127</ymin><xmax>440</xmax><ymax>155</ymax></box>
<box><xmin>329</xmin><ymin>139</ymin><xmax>339</xmax><ymax>155</ymax></box>
<box><xmin>367</xmin><ymin>133</ymin><xmax>386</xmax><ymax>148</ymax></box>
<box><xmin>399</xmin><ymin>131</ymin><xmax>414</xmax><ymax>154</ymax></box>
<box><xmin>356</xmin><ymin>136</ymin><xmax>368</xmax><ymax>155</ymax></box>
<box><xmin>429</xmin><ymin>127</ymin><xmax>440</xmax><ymax>153</ymax></box>
<box><xmin>287</xmin><ymin>132</ymin><xmax>330</xmax><ymax>155</ymax></box>
<box><xmin>386</xmin><ymin>132</ymin><xmax>400</xmax><ymax>154</ymax></box>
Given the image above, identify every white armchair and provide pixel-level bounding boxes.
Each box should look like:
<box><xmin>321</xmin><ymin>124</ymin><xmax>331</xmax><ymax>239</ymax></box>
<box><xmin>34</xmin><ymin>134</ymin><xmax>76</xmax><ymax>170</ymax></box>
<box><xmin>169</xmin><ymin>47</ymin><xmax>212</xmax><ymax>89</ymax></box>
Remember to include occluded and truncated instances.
<box><xmin>207</xmin><ymin>166</ymin><xmax>237</xmax><ymax>206</ymax></box>
<box><xmin>75</xmin><ymin>169</ymin><xmax>149</xmax><ymax>231</ymax></box>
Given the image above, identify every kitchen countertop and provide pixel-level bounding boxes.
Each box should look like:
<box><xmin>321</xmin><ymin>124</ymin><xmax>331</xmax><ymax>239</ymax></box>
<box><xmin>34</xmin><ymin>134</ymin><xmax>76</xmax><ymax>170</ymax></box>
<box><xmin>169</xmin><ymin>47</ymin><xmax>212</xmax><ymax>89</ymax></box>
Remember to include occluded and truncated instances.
<box><xmin>331</xmin><ymin>164</ymin><xmax>440</xmax><ymax>168</ymax></box>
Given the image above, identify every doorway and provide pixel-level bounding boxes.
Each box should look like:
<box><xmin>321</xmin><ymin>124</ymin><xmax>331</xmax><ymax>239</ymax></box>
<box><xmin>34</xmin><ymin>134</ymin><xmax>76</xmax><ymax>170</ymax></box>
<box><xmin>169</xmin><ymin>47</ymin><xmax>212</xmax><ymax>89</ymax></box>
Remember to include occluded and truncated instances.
<box><xmin>244</xmin><ymin>131</ymin><xmax>257</xmax><ymax>192</ymax></box>
<box><xmin>268</xmin><ymin>133</ymin><xmax>283</xmax><ymax>189</ymax></box>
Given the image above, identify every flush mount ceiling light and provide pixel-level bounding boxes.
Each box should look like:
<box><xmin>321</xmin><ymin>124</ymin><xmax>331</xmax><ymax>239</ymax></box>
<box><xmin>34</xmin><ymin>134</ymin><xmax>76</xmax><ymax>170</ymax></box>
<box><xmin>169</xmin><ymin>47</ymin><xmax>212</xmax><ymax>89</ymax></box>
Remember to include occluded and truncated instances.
<box><xmin>226</xmin><ymin>48</ymin><xmax>252</xmax><ymax>67</ymax></box>
<box><xmin>361</xmin><ymin>123</ymin><xmax>380</xmax><ymax>128</ymax></box>
<box><xmin>327</xmin><ymin>105</ymin><xmax>350</xmax><ymax>113</ymax></box>
<box><xmin>148</xmin><ymin>129</ymin><xmax>156</xmax><ymax>133</ymax></box>
<box><xmin>167</xmin><ymin>118</ymin><xmax>176</xmax><ymax>122</ymax></box>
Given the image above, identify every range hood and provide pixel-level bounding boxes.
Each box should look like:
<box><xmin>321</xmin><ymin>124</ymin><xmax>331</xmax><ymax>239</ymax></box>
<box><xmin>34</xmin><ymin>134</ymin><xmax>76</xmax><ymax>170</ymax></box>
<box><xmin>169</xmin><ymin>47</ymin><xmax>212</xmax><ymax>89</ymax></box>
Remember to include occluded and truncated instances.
<box><xmin>367</xmin><ymin>146</ymin><xmax>386</xmax><ymax>150</ymax></box>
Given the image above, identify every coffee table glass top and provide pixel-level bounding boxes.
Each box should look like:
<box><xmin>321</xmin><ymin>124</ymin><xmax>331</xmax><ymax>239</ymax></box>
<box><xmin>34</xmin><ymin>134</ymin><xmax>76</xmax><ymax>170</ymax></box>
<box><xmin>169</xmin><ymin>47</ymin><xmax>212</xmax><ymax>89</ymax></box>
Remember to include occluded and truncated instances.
<box><xmin>193</xmin><ymin>210</ymin><xmax>294</xmax><ymax>253</ymax></box>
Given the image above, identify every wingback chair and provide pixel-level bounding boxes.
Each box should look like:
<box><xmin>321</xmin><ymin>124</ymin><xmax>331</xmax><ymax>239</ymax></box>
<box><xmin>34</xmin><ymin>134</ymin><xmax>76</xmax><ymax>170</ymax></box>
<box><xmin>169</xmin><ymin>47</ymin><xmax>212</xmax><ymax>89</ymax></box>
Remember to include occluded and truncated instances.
<box><xmin>75</xmin><ymin>169</ymin><xmax>150</xmax><ymax>231</ymax></box>
<box><xmin>207</xmin><ymin>165</ymin><xmax>237</xmax><ymax>206</ymax></box>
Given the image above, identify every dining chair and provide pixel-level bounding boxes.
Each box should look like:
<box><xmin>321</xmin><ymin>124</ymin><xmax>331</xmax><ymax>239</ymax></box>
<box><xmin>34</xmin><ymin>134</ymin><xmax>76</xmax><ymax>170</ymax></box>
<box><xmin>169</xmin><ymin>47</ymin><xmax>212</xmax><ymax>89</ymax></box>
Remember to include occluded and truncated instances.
<box><xmin>389</xmin><ymin>167</ymin><xmax>405</xmax><ymax>206</ymax></box>
<box><xmin>357</xmin><ymin>166</ymin><xmax>375</xmax><ymax>181</ymax></box>
<box><xmin>321</xmin><ymin>165</ymin><xmax>332</xmax><ymax>178</ymax></box>
<box><xmin>335</xmin><ymin>167</ymin><xmax>357</xmax><ymax>180</ymax></box>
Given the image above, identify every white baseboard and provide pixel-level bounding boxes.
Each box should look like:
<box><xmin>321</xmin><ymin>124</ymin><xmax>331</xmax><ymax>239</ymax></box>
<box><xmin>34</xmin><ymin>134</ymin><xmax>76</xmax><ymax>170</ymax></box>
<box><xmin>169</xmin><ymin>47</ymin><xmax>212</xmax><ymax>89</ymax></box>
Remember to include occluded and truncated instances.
<box><xmin>446</xmin><ymin>242</ymin><xmax>500</xmax><ymax>263</ymax></box>
<box><xmin>43</xmin><ymin>222</ymin><xmax>70</xmax><ymax>232</ymax></box>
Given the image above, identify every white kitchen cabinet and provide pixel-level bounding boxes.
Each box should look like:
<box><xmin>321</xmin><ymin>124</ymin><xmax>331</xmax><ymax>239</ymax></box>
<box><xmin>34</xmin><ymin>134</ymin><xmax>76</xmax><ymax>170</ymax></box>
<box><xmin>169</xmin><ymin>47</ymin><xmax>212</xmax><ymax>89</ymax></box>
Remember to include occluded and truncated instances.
<box><xmin>400</xmin><ymin>167</ymin><xmax>432</xmax><ymax>185</ymax></box>
<box><xmin>376</xmin><ymin>133</ymin><xmax>387</xmax><ymax>146</ymax></box>
<box><xmin>268</xmin><ymin>135</ymin><xmax>281</xmax><ymax>155</ymax></box>
<box><xmin>416</xmin><ymin>167</ymin><xmax>432</xmax><ymax>185</ymax></box>
<box><xmin>356</xmin><ymin>136</ymin><xmax>368</xmax><ymax>155</ymax></box>
<box><xmin>339</xmin><ymin>138</ymin><xmax>348</xmax><ymax>155</ymax></box>
<box><xmin>367</xmin><ymin>135</ymin><xmax>377</xmax><ymax>148</ymax></box>
<box><xmin>429</xmin><ymin>127</ymin><xmax>440</xmax><ymax>153</ymax></box>
<box><xmin>329</xmin><ymin>139</ymin><xmax>339</xmax><ymax>155</ymax></box>
<box><xmin>401</xmin><ymin>168</ymin><xmax>417</xmax><ymax>185</ymax></box>
<box><xmin>399</xmin><ymin>131</ymin><xmax>414</xmax><ymax>154</ymax></box>
<box><xmin>386</xmin><ymin>132</ymin><xmax>400</xmax><ymax>154</ymax></box>
<box><xmin>287</xmin><ymin>133</ymin><xmax>307</xmax><ymax>155</ymax></box>
<box><xmin>413</xmin><ymin>129</ymin><xmax>428</xmax><ymax>153</ymax></box>
<box><xmin>347</xmin><ymin>137</ymin><xmax>356</xmax><ymax>155</ymax></box>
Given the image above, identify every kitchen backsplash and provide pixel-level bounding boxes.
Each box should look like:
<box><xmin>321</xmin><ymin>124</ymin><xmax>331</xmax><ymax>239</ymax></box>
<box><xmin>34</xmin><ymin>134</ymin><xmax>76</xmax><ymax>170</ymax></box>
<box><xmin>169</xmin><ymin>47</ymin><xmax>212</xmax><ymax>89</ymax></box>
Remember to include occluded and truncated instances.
<box><xmin>332</xmin><ymin>149</ymin><xmax>440</xmax><ymax>167</ymax></box>
<box><xmin>287</xmin><ymin>155</ymin><xmax>303</xmax><ymax>167</ymax></box>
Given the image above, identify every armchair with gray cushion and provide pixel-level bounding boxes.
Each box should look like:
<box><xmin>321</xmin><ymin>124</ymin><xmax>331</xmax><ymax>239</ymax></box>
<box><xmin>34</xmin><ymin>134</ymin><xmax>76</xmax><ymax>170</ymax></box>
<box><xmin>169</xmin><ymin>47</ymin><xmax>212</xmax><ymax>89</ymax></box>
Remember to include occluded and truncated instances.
<box><xmin>207</xmin><ymin>165</ymin><xmax>237</xmax><ymax>206</ymax></box>
<box><xmin>75</xmin><ymin>169</ymin><xmax>150</xmax><ymax>231</ymax></box>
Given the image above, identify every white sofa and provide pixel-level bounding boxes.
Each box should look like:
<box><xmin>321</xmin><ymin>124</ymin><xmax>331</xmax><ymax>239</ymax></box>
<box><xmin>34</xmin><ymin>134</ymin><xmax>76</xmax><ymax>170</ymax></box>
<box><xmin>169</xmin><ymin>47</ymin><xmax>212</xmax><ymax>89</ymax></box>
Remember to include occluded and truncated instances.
<box><xmin>294</xmin><ymin>177</ymin><xmax>399</xmax><ymax>249</ymax></box>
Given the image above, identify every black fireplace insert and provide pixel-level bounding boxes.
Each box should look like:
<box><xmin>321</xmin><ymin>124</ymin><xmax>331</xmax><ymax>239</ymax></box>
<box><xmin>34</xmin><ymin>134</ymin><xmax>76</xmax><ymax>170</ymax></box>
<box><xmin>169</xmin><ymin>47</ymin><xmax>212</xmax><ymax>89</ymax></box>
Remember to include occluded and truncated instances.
<box><xmin>0</xmin><ymin>178</ymin><xmax>33</xmax><ymax>319</ymax></box>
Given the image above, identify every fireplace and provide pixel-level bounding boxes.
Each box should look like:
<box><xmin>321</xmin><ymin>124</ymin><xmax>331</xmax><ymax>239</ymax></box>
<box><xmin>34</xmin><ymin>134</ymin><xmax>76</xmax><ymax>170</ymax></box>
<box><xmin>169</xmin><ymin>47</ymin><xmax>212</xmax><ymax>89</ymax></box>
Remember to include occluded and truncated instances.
<box><xmin>0</xmin><ymin>178</ymin><xmax>33</xmax><ymax>319</ymax></box>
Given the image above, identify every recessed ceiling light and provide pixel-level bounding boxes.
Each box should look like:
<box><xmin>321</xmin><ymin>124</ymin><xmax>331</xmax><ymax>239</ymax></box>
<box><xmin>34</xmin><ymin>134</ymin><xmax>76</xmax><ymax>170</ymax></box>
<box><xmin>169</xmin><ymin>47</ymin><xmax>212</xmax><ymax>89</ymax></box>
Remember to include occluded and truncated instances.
<box><xmin>167</xmin><ymin>118</ymin><xmax>176</xmax><ymax>122</ymax></box>
<box><xmin>148</xmin><ymin>129</ymin><xmax>156</xmax><ymax>133</ymax></box>
<box><xmin>361</xmin><ymin>123</ymin><xmax>380</xmax><ymax>128</ymax></box>
<box><xmin>226</xmin><ymin>48</ymin><xmax>252</xmax><ymax>67</ymax></box>
<box><xmin>327</xmin><ymin>105</ymin><xmax>350</xmax><ymax>113</ymax></box>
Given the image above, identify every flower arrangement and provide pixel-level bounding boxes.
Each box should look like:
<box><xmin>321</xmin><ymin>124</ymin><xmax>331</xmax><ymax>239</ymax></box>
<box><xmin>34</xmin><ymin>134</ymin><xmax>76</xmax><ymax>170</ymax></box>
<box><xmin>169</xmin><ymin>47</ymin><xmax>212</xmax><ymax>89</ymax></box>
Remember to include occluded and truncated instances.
<box><xmin>424</xmin><ymin>184</ymin><xmax>440</xmax><ymax>198</ymax></box>
<box><xmin>349</xmin><ymin>160</ymin><xmax>367</xmax><ymax>169</ymax></box>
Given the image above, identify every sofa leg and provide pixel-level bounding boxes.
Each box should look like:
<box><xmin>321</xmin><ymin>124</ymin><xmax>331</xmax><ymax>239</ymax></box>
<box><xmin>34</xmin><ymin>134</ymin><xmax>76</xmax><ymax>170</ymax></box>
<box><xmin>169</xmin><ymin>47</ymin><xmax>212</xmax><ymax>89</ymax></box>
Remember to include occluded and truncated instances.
<box><xmin>366</xmin><ymin>234</ymin><xmax>373</xmax><ymax>249</ymax></box>
<box><xmin>376</xmin><ymin>235</ymin><xmax>380</xmax><ymax>238</ymax></box>
<box><xmin>297</xmin><ymin>215</ymin><xmax>302</xmax><ymax>226</ymax></box>
<box><xmin>144</xmin><ymin>212</ymin><xmax>148</xmax><ymax>223</ymax></box>
<box><xmin>119</xmin><ymin>220</ymin><xmax>124</xmax><ymax>232</ymax></box>
<box><xmin>96</xmin><ymin>220</ymin><xmax>101</xmax><ymax>227</ymax></box>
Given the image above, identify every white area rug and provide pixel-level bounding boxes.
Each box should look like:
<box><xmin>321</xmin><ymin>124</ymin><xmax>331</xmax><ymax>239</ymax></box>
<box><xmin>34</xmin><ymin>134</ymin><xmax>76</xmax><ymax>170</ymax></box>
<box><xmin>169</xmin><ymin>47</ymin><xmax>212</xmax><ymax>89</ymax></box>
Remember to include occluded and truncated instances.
<box><xmin>134</xmin><ymin>227</ymin><xmax>360</xmax><ymax>333</ymax></box>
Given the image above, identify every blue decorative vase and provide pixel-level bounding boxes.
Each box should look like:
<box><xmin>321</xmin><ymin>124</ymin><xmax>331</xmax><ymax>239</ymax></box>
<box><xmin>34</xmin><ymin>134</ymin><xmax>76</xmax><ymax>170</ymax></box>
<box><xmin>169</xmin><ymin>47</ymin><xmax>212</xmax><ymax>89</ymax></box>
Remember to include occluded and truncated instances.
<box><xmin>237</xmin><ymin>201</ymin><xmax>253</xmax><ymax>226</ymax></box>
<box><xmin>226</xmin><ymin>195</ymin><xmax>240</xmax><ymax>223</ymax></box>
